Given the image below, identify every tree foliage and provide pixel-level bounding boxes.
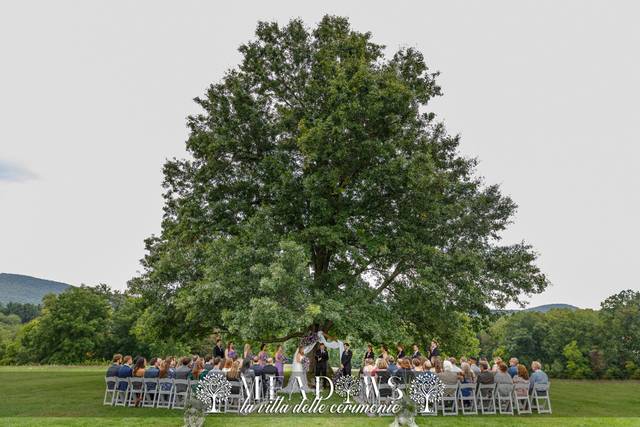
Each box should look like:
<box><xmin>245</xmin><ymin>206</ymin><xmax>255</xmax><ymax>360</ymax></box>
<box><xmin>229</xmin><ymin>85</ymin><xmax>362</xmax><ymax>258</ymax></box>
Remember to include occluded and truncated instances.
<box><xmin>129</xmin><ymin>15</ymin><xmax>548</xmax><ymax>345</ymax></box>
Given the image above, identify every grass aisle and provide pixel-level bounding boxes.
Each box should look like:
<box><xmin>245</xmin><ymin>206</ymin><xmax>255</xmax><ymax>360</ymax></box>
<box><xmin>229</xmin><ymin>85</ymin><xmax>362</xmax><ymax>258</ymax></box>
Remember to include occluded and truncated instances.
<box><xmin>0</xmin><ymin>367</ymin><xmax>639</xmax><ymax>426</ymax></box>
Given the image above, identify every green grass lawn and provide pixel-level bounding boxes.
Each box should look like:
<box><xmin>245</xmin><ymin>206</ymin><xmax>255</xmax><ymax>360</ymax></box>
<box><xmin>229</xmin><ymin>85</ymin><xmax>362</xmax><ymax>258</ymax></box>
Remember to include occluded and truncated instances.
<box><xmin>0</xmin><ymin>366</ymin><xmax>639</xmax><ymax>426</ymax></box>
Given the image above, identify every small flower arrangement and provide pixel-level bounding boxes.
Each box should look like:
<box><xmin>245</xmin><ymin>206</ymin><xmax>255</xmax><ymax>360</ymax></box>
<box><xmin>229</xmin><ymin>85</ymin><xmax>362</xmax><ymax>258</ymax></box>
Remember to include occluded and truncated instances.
<box><xmin>301</xmin><ymin>356</ymin><xmax>310</xmax><ymax>372</ymax></box>
<box><xmin>300</xmin><ymin>332</ymin><xmax>318</xmax><ymax>348</ymax></box>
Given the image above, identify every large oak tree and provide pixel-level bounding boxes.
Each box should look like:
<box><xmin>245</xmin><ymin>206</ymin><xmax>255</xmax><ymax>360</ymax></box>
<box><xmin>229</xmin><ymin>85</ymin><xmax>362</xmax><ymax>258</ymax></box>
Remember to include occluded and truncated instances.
<box><xmin>129</xmin><ymin>16</ymin><xmax>548</xmax><ymax>350</ymax></box>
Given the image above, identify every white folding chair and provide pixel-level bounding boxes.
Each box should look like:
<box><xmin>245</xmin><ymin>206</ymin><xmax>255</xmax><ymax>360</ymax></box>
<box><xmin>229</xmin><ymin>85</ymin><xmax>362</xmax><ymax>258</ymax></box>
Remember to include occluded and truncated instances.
<box><xmin>514</xmin><ymin>382</ymin><xmax>532</xmax><ymax>414</ymax></box>
<box><xmin>126</xmin><ymin>377</ymin><xmax>144</xmax><ymax>407</ymax></box>
<box><xmin>171</xmin><ymin>379</ymin><xmax>190</xmax><ymax>409</ymax></box>
<box><xmin>103</xmin><ymin>376</ymin><xmax>118</xmax><ymax>405</ymax></box>
<box><xmin>531</xmin><ymin>383</ymin><xmax>552</xmax><ymax>414</ymax></box>
<box><xmin>224</xmin><ymin>380</ymin><xmax>244</xmax><ymax>413</ymax></box>
<box><xmin>141</xmin><ymin>378</ymin><xmax>158</xmax><ymax>408</ymax></box>
<box><xmin>439</xmin><ymin>383</ymin><xmax>459</xmax><ymax>416</ymax></box>
<box><xmin>113</xmin><ymin>377</ymin><xmax>131</xmax><ymax>407</ymax></box>
<box><xmin>476</xmin><ymin>383</ymin><xmax>496</xmax><ymax>414</ymax></box>
<box><xmin>155</xmin><ymin>378</ymin><xmax>174</xmax><ymax>409</ymax></box>
<box><xmin>457</xmin><ymin>383</ymin><xmax>478</xmax><ymax>415</ymax></box>
<box><xmin>496</xmin><ymin>383</ymin><xmax>515</xmax><ymax>415</ymax></box>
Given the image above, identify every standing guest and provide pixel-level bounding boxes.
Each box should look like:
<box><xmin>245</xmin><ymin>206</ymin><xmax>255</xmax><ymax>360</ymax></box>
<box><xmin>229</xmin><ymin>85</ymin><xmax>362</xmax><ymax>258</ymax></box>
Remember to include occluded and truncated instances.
<box><xmin>243</xmin><ymin>344</ymin><xmax>253</xmax><ymax>361</ymax></box>
<box><xmin>213</xmin><ymin>339</ymin><xmax>225</xmax><ymax>359</ymax></box>
<box><xmin>428</xmin><ymin>340</ymin><xmax>440</xmax><ymax>361</ymax></box>
<box><xmin>315</xmin><ymin>343</ymin><xmax>329</xmax><ymax>387</ymax></box>
<box><xmin>469</xmin><ymin>357</ymin><xmax>481</xmax><ymax>376</ymax></box>
<box><xmin>437</xmin><ymin>360</ymin><xmax>459</xmax><ymax>385</ymax></box>
<box><xmin>258</xmin><ymin>344</ymin><xmax>268</xmax><ymax>366</ymax></box>
<box><xmin>380</xmin><ymin>345</ymin><xmax>390</xmax><ymax>361</ymax></box>
<box><xmin>225</xmin><ymin>342</ymin><xmax>237</xmax><ymax>360</ymax></box>
<box><xmin>203</xmin><ymin>355</ymin><xmax>213</xmax><ymax>371</ymax></box>
<box><xmin>341</xmin><ymin>343</ymin><xmax>353</xmax><ymax>376</ymax></box>
<box><xmin>529</xmin><ymin>361</ymin><xmax>549</xmax><ymax>393</ymax></box>
<box><xmin>513</xmin><ymin>364</ymin><xmax>530</xmax><ymax>397</ymax></box>
<box><xmin>274</xmin><ymin>345</ymin><xmax>286</xmax><ymax>378</ymax></box>
<box><xmin>363</xmin><ymin>344</ymin><xmax>375</xmax><ymax>362</ymax></box>
<box><xmin>387</xmin><ymin>356</ymin><xmax>398</xmax><ymax>374</ymax></box>
<box><xmin>175</xmin><ymin>357</ymin><xmax>191</xmax><ymax>380</ymax></box>
<box><xmin>117</xmin><ymin>356</ymin><xmax>133</xmax><ymax>391</ymax></box>
<box><xmin>449</xmin><ymin>357</ymin><xmax>462</xmax><ymax>373</ymax></box>
<box><xmin>508</xmin><ymin>357</ymin><xmax>519</xmax><ymax>378</ymax></box>
<box><xmin>494</xmin><ymin>362</ymin><xmax>513</xmax><ymax>385</ymax></box>
<box><xmin>411</xmin><ymin>344</ymin><xmax>421</xmax><ymax>359</ymax></box>
<box><xmin>477</xmin><ymin>361</ymin><xmax>495</xmax><ymax>385</ymax></box>
<box><xmin>106</xmin><ymin>354</ymin><xmax>122</xmax><ymax>378</ymax></box>
<box><xmin>396</xmin><ymin>344</ymin><xmax>405</xmax><ymax>359</ymax></box>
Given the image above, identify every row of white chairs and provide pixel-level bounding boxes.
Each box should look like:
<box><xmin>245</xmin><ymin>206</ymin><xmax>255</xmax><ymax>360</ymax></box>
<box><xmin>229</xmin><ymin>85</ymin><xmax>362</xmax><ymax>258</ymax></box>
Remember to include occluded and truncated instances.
<box><xmin>104</xmin><ymin>375</ymin><xmax>283</xmax><ymax>412</ymax></box>
<box><xmin>358</xmin><ymin>376</ymin><xmax>551</xmax><ymax>416</ymax></box>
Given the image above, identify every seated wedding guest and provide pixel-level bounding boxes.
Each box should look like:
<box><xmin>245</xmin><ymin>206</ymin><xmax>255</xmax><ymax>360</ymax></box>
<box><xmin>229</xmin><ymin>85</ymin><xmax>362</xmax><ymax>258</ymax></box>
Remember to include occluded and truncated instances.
<box><xmin>374</xmin><ymin>358</ymin><xmax>389</xmax><ymax>379</ymax></box>
<box><xmin>477</xmin><ymin>361</ymin><xmax>495</xmax><ymax>384</ymax></box>
<box><xmin>190</xmin><ymin>354</ymin><xmax>198</xmax><ymax>368</ymax></box>
<box><xmin>494</xmin><ymin>362</ymin><xmax>513</xmax><ymax>385</ymax></box>
<box><xmin>433</xmin><ymin>357</ymin><xmax>443</xmax><ymax>374</ymax></box>
<box><xmin>243</xmin><ymin>343</ymin><xmax>252</xmax><ymax>361</ymax></box>
<box><xmin>363</xmin><ymin>358</ymin><xmax>376</xmax><ymax>376</ymax></box>
<box><xmin>469</xmin><ymin>357</ymin><xmax>481</xmax><ymax>376</ymax></box>
<box><xmin>158</xmin><ymin>358</ymin><xmax>175</xmax><ymax>393</ymax></box>
<box><xmin>411</xmin><ymin>344</ymin><xmax>421</xmax><ymax>359</ymax></box>
<box><xmin>387</xmin><ymin>356</ymin><xmax>398</xmax><ymax>374</ymax></box>
<box><xmin>508</xmin><ymin>357</ymin><xmax>519</xmax><ymax>378</ymax></box>
<box><xmin>492</xmin><ymin>357</ymin><xmax>503</xmax><ymax>372</ymax></box>
<box><xmin>222</xmin><ymin>358</ymin><xmax>233</xmax><ymax>372</ymax></box>
<box><xmin>175</xmin><ymin>357</ymin><xmax>191</xmax><ymax>380</ymax></box>
<box><xmin>216</xmin><ymin>357</ymin><xmax>225</xmax><ymax>371</ymax></box>
<box><xmin>412</xmin><ymin>358</ymin><xmax>424</xmax><ymax>372</ymax></box>
<box><xmin>251</xmin><ymin>356</ymin><xmax>263</xmax><ymax>378</ymax></box>
<box><xmin>513</xmin><ymin>364</ymin><xmax>530</xmax><ymax>397</ymax></box>
<box><xmin>395</xmin><ymin>358</ymin><xmax>415</xmax><ymax>383</ymax></box>
<box><xmin>204</xmin><ymin>355</ymin><xmax>213</xmax><ymax>371</ymax></box>
<box><xmin>364</xmin><ymin>344</ymin><xmax>375</xmax><ymax>362</ymax></box>
<box><xmin>145</xmin><ymin>358</ymin><xmax>160</xmax><ymax>379</ymax></box>
<box><xmin>459</xmin><ymin>362</ymin><xmax>475</xmax><ymax>397</ymax></box>
<box><xmin>213</xmin><ymin>338</ymin><xmax>225</xmax><ymax>359</ymax></box>
<box><xmin>227</xmin><ymin>360</ymin><xmax>241</xmax><ymax>380</ymax></box>
<box><xmin>380</xmin><ymin>345</ymin><xmax>390</xmax><ymax>361</ymax></box>
<box><xmin>132</xmin><ymin>357</ymin><xmax>146</xmax><ymax>406</ymax></box>
<box><xmin>241</xmin><ymin>358</ymin><xmax>255</xmax><ymax>380</ymax></box>
<box><xmin>529</xmin><ymin>361</ymin><xmax>549</xmax><ymax>393</ymax></box>
<box><xmin>396</xmin><ymin>344</ymin><xmax>405</xmax><ymax>359</ymax></box>
<box><xmin>261</xmin><ymin>358</ymin><xmax>278</xmax><ymax>394</ymax></box>
<box><xmin>189</xmin><ymin>358</ymin><xmax>204</xmax><ymax>380</ymax></box>
<box><xmin>106</xmin><ymin>354</ymin><xmax>122</xmax><ymax>379</ymax></box>
<box><xmin>117</xmin><ymin>355</ymin><xmax>133</xmax><ymax>390</ymax></box>
<box><xmin>210</xmin><ymin>357</ymin><xmax>221</xmax><ymax>373</ymax></box>
<box><xmin>438</xmin><ymin>360</ymin><xmax>459</xmax><ymax>385</ymax></box>
<box><xmin>422</xmin><ymin>359</ymin><xmax>433</xmax><ymax>373</ymax></box>
<box><xmin>449</xmin><ymin>357</ymin><xmax>462</xmax><ymax>373</ymax></box>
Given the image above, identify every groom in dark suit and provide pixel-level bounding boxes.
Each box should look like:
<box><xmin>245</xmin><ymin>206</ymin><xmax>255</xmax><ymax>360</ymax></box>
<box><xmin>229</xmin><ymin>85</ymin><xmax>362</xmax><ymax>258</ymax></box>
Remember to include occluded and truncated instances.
<box><xmin>341</xmin><ymin>343</ymin><xmax>353</xmax><ymax>376</ymax></box>
<box><xmin>315</xmin><ymin>343</ymin><xmax>329</xmax><ymax>388</ymax></box>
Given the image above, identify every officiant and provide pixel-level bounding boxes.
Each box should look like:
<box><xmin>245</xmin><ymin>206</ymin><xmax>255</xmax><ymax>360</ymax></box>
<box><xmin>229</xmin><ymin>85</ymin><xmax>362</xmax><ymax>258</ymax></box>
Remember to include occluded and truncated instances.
<box><xmin>314</xmin><ymin>343</ymin><xmax>329</xmax><ymax>387</ymax></box>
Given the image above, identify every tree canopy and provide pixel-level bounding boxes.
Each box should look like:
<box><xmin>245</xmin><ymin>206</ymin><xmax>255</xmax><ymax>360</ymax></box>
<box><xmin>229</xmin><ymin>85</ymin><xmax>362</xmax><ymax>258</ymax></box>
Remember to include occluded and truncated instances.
<box><xmin>129</xmin><ymin>16</ymin><xmax>548</xmax><ymax>349</ymax></box>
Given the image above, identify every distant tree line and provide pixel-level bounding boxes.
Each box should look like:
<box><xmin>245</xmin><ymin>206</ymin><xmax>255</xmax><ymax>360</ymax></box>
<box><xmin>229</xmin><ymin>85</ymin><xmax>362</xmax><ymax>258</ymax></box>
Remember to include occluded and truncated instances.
<box><xmin>1</xmin><ymin>285</ymin><xmax>639</xmax><ymax>380</ymax></box>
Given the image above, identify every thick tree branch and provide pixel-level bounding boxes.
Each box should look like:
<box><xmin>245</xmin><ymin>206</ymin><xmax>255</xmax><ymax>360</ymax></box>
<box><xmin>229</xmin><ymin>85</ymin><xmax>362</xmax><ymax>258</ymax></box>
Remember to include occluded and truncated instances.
<box><xmin>371</xmin><ymin>262</ymin><xmax>405</xmax><ymax>299</ymax></box>
<box><xmin>259</xmin><ymin>331</ymin><xmax>305</xmax><ymax>344</ymax></box>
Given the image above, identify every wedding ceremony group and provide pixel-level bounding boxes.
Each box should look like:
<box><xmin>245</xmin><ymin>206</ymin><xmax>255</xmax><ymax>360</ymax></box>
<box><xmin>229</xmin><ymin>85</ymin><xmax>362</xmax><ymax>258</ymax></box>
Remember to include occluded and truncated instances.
<box><xmin>103</xmin><ymin>331</ymin><xmax>552</xmax><ymax>418</ymax></box>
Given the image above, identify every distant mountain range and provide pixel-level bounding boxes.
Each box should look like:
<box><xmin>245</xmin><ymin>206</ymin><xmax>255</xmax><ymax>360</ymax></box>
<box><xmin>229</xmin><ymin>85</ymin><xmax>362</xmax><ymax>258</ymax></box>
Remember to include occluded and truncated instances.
<box><xmin>0</xmin><ymin>273</ymin><xmax>72</xmax><ymax>305</ymax></box>
<box><xmin>524</xmin><ymin>303</ymin><xmax>578</xmax><ymax>313</ymax></box>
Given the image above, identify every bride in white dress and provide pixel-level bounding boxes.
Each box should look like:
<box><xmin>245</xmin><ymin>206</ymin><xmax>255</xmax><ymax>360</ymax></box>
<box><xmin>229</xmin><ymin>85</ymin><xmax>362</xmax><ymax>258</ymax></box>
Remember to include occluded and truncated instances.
<box><xmin>281</xmin><ymin>345</ymin><xmax>313</xmax><ymax>394</ymax></box>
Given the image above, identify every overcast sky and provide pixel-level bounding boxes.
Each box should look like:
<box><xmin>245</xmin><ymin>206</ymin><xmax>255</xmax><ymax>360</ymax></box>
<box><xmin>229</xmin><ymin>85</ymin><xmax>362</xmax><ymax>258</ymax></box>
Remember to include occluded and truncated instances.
<box><xmin>1</xmin><ymin>1</ymin><xmax>638</xmax><ymax>309</ymax></box>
